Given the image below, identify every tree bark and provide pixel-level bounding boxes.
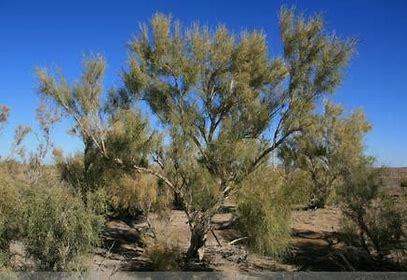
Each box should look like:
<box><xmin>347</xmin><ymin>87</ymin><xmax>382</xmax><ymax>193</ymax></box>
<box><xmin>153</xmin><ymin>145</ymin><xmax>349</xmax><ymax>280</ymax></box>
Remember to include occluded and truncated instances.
<box><xmin>186</xmin><ymin>213</ymin><xmax>210</xmax><ymax>261</ymax></box>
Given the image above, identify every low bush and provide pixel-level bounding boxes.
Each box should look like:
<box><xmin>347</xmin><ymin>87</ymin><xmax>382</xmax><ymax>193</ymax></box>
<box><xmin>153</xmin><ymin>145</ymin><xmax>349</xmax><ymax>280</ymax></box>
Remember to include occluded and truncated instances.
<box><xmin>281</xmin><ymin>169</ymin><xmax>313</xmax><ymax>208</ymax></box>
<box><xmin>338</xmin><ymin>159</ymin><xmax>405</xmax><ymax>259</ymax></box>
<box><xmin>54</xmin><ymin>150</ymin><xmax>172</xmax><ymax>220</ymax></box>
<box><xmin>0</xmin><ymin>172</ymin><xmax>24</xmax><ymax>268</ymax></box>
<box><xmin>109</xmin><ymin>174</ymin><xmax>158</xmax><ymax>217</ymax></box>
<box><xmin>236</xmin><ymin>167</ymin><xmax>293</xmax><ymax>257</ymax></box>
<box><xmin>143</xmin><ymin>235</ymin><xmax>183</xmax><ymax>271</ymax></box>
<box><xmin>20</xmin><ymin>184</ymin><xmax>103</xmax><ymax>271</ymax></box>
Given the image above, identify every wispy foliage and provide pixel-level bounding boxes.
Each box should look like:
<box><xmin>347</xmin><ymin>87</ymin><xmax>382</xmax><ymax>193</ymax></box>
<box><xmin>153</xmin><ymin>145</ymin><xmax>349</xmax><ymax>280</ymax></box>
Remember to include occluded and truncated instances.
<box><xmin>122</xmin><ymin>9</ymin><xmax>354</xmax><ymax>259</ymax></box>
<box><xmin>35</xmin><ymin>8</ymin><xmax>356</xmax><ymax>260</ymax></box>
<box><xmin>279</xmin><ymin>101</ymin><xmax>371</xmax><ymax>208</ymax></box>
<box><xmin>236</xmin><ymin>167</ymin><xmax>293</xmax><ymax>257</ymax></box>
<box><xmin>337</xmin><ymin>159</ymin><xmax>405</xmax><ymax>259</ymax></box>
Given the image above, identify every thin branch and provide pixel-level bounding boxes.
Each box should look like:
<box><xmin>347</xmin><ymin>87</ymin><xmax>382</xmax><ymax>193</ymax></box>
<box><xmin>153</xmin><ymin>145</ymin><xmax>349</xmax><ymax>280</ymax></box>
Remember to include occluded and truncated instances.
<box><xmin>228</xmin><ymin>237</ymin><xmax>248</xmax><ymax>245</ymax></box>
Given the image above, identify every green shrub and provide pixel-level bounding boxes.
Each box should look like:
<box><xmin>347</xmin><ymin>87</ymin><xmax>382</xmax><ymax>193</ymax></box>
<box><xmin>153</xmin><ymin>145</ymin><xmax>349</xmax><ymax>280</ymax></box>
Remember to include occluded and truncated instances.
<box><xmin>340</xmin><ymin>196</ymin><xmax>404</xmax><ymax>254</ymax></box>
<box><xmin>338</xmin><ymin>160</ymin><xmax>405</xmax><ymax>258</ymax></box>
<box><xmin>0</xmin><ymin>174</ymin><xmax>23</xmax><ymax>268</ymax></box>
<box><xmin>281</xmin><ymin>169</ymin><xmax>313</xmax><ymax>207</ymax></box>
<box><xmin>236</xmin><ymin>168</ymin><xmax>292</xmax><ymax>257</ymax></box>
<box><xmin>0</xmin><ymin>218</ymin><xmax>8</xmax><ymax>268</ymax></box>
<box><xmin>21</xmin><ymin>185</ymin><xmax>103</xmax><ymax>271</ymax></box>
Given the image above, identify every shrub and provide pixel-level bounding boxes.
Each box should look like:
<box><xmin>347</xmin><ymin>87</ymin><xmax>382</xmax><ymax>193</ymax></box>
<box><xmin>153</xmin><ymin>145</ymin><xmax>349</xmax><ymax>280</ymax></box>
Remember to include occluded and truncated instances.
<box><xmin>0</xmin><ymin>220</ymin><xmax>7</xmax><ymax>268</ymax></box>
<box><xmin>109</xmin><ymin>174</ymin><xmax>157</xmax><ymax>216</ymax></box>
<box><xmin>340</xmin><ymin>196</ymin><xmax>404</xmax><ymax>256</ymax></box>
<box><xmin>338</xmin><ymin>159</ymin><xmax>405</xmax><ymax>258</ymax></box>
<box><xmin>143</xmin><ymin>235</ymin><xmax>183</xmax><ymax>271</ymax></box>
<box><xmin>281</xmin><ymin>169</ymin><xmax>313</xmax><ymax>207</ymax></box>
<box><xmin>54</xmin><ymin>150</ymin><xmax>172</xmax><ymax>220</ymax></box>
<box><xmin>20</xmin><ymin>185</ymin><xmax>103</xmax><ymax>271</ymax></box>
<box><xmin>236</xmin><ymin>167</ymin><xmax>292</xmax><ymax>257</ymax></box>
<box><xmin>0</xmin><ymin>172</ymin><xmax>24</xmax><ymax>268</ymax></box>
<box><xmin>108</xmin><ymin>173</ymin><xmax>172</xmax><ymax>220</ymax></box>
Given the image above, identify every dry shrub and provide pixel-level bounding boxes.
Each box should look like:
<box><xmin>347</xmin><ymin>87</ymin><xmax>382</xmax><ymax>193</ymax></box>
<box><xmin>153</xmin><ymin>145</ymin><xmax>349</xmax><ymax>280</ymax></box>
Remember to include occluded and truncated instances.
<box><xmin>0</xmin><ymin>160</ymin><xmax>103</xmax><ymax>271</ymax></box>
<box><xmin>143</xmin><ymin>234</ymin><xmax>183</xmax><ymax>271</ymax></box>
<box><xmin>21</xmin><ymin>184</ymin><xmax>103</xmax><ymax>271</ymax></box>
<box><xmin>0</xmin><ymin>166</ymin><xmax>24</xmax><ymax>268</ymax></box>
<box><xmin>340</xmin><ymin>196</ymin><xmax>405</xmax><ymax>260</ymax></box>
<box><xmin>236</xmin><ymin>167</ymin><xmax>293</xmax><ymax>257</ymax></box>
<box><xmin>109</xmin><ymin>173</ymin><xmax>172</xmax><ymax>219</ymax></box>
<box><xmin>54</xmin><ymin>150</ymin><xmax>172</xmax><ymax>219</ymax></box>
<box><xmin>54</xmin><ymin>153</ymin><xmax>86</xmax><ymax>191</ymax></box>
<box><xmin>338</xmin><ymin>160</ymin><xmax>405</xmax><ymax>259</ymax></box>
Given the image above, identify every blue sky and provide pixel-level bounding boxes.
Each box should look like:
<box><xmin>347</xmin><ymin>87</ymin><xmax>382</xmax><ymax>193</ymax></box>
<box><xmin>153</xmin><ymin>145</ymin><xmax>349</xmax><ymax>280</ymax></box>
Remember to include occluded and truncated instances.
<box><xmin>0</xmin><ymin>0</ymin><xmax>406</xmax><ymax>166</ymax></box>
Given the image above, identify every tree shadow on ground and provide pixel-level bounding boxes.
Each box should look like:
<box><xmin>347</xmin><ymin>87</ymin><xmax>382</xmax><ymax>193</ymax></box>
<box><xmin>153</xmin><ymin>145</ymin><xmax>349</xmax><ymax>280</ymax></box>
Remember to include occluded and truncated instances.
<box><xmin>284</xmin><ymin>229</ymin><xmax>405</xmax><ymax>271</ymax></box>
<box><xmin>99</xmin><ymin>216</ymin><xmax>215</xmax><ymax>272</ymax></box>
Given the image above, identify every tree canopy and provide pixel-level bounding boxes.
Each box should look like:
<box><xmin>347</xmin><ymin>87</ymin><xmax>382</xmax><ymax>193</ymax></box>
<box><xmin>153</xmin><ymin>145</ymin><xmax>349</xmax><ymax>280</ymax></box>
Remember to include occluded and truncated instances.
<box><xmin>36</xmin><ymin>8</ymin><xmax>356</xmax><ymax>260</ymax></box>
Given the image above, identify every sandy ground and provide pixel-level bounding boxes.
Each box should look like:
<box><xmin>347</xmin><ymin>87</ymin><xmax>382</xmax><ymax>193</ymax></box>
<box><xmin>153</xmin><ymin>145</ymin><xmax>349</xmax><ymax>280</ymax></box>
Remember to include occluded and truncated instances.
<box><xmin>9</xmin><ymin>204</ymin><xmax>404</xmax><ymax>273</ymax></box>
<box><xmin>89</xmin><ymin>206</ymin><xmax>376</xmax><ymax>273</ymax></box>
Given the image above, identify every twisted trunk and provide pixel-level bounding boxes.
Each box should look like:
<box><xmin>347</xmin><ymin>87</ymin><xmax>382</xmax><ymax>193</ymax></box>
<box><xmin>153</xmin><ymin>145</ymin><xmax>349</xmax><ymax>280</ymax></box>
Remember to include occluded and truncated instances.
<box><xmin>186</xmin><ymin>212</ymin><xmax>211</xmax><ymax>261</ymax></box>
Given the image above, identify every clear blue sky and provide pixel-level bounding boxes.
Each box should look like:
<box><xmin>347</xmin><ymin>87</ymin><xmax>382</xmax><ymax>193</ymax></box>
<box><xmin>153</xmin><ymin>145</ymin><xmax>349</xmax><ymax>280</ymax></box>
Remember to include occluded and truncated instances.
<box><xmin>0</xmin><ymin>0</ymin><xmax>406</xmax><ymax>166</ymax></box>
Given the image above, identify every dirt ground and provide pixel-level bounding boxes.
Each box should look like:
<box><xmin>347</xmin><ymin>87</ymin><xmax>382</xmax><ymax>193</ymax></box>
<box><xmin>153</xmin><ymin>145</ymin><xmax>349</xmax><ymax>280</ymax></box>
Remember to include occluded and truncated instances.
<box><xmin>9</xmin><ymin>202</ymin><xmax>403</xmax><ymax>273</ymax></box>
<box><xmin>88</xmin><ymin>204</ymin><xmax>404</xmax><ymax>274</ymax></box>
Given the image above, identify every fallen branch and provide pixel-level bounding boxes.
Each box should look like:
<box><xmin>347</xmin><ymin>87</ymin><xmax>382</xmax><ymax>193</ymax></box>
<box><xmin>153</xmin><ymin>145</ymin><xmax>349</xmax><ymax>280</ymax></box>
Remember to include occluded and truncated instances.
<box><xmin>228</xmin><ymin>237</ymin><xmax>248</xmax><ymax>245</ymax></box>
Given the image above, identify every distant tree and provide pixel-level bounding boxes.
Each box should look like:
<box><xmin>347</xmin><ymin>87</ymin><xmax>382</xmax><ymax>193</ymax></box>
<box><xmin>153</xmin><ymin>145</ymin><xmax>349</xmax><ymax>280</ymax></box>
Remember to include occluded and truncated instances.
<box><xmin>0</xmin><ymin>105</ymin><xmax>10</xmax><ymax>134</ymax></box>
<box><xmin>0</xmin><ymin>105</ymin><xmax>10</xmax><ymax>161</ymax></box>
<box><xmin>279</xmin><ymin>101</ymin><xmax>371</xmax><ymax>208</ymax></box>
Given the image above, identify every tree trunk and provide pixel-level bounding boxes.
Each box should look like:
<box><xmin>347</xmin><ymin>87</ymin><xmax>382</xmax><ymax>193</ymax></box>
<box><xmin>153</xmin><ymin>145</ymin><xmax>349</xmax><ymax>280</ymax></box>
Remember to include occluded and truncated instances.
<box><xmin>186</xmin><ymin>213</ymin><xmax>210</xmax><ymax>261</ymax></box>
<box><xmin>82</xmin><ymin>138</ymin><xmax>94</xmax><ymax>206</ymax></box>
<box><xmin>307</xmin><ymin>194</ymin><xmax>327</xmax><ymax>209</ymax></box>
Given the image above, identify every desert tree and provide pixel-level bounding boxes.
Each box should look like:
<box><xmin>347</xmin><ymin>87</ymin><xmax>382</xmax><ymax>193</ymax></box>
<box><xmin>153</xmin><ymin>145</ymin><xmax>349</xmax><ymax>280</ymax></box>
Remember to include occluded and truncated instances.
<box><xmin>37</xmin><ymin>55</ymin><xmax>159</xmax><ymax>217</ymax></box>
<box><xmin>7</xmin><ymin>125</ymin><xmax>31</xmax><ymax>161</ymax></box>
<box><xmin>121</xmin><ymin>8</ymin><xmax>355</xmax><ymax>259</ymax></box>
<box><xmin>279</xmin><ymin>101</ymin><xmax>371</xmax><ymax>209</ymax></box>
<box><xmin>0</xmin><ymin>105</ymin><xmax>10</xmax><ymax>160</ymax></box>
<box><xmin>0</xmin><ymin>105</ymin><xmax>10</xmax><ymax>134</ymax></box>
<box><xmin>36</xmin><ymin>56</ymin><xmax>108</xmax><ymax>195</ymax></box>
<box><xmin>36</xmin><ymin>8</ymin><xmax>354</xmax><ymax>260</ymax></box>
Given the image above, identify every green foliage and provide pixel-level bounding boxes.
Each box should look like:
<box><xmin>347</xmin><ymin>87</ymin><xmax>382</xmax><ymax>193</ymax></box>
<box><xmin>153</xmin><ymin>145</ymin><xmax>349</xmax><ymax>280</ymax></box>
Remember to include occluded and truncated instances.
<box><xmin>21</xmin><ymin>184</ymin><xmax>103</xmax><ymax>271</ymax></box>
<box><xmin>54</xmin><ymin>152</ymin><xmax>87</xmax><ymax>191</ymax></box>
<box><xmin>279</xmin><ymin>101</ymin><xmax>371</xmax><ymax>208</ymax></box>
<box><xmin>338</xmin><ymin>159</ymin><xmax>405</xmax><ymax>258</ymax></box>
<box><xmin>121</xmin><ymin>9</ymin><xmax>354</xmax><ymax>258</ymax></box>
<box><xmin>0</xmin><ymin>167</ymin><xmax>24</xmax><ymax>268</ymax></box>
<box><xmin>280</xmin><ymin>169</ymin><xmax>313</xmax><ymax>207</ymax></box>
<box><xmin>236</xmin><ymin>168</ymin><xmax>292</xmax><ymax>257</ymax></box>
<box><xmin>106</xmin><ymin>108</ymin><xmax>159</xmax><ymax>167</ymax></box>
<box><xmin>40</xmin><ymin>59</ymin><xmax>159</xmax><ymax>217</ymax></box>
<box><xmin>0</xmin><ymin>145</ymin><xmax>103</xmax><ymax>272</ymax></box>
<box><xmin>36</xmin><ymin>8</ymin><xmax>355</xmax><ymax>260</ymax></box>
